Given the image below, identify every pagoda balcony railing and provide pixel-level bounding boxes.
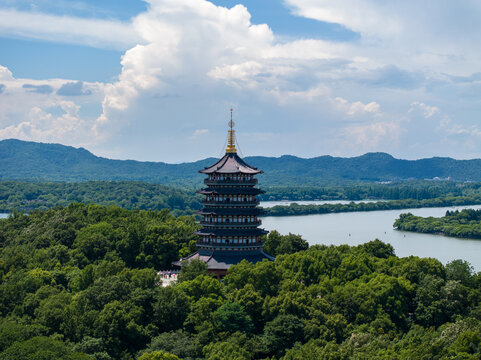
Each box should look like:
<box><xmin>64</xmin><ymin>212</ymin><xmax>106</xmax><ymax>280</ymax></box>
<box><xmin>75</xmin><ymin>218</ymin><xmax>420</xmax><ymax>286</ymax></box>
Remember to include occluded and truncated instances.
<box><xmin>204</xmin><ymin>178</ymin><xmax>258</xmax><ymax>186</ymax></box>
<box><xmin>202</xmin><ymin>199</ymin><xmax>260</xmax><ymax>206</ymax></box>
<box><xmin>199</xmin><ymin>220</ymin><xmax>262</xmax><ymax>227</ymax></box>
<box><xmin>195</xmin><ymin>243</ymin><xmax>265</xmax><ymax>250</ymax></box>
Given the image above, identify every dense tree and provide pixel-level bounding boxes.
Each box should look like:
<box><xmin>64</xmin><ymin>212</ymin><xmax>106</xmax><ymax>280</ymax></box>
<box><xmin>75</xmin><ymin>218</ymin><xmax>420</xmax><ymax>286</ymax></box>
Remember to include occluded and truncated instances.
<box><xmin>394</xmin><ymin>209</ymin><xmax>481</xmax><ymax>239</ymax></box>
<box><xmin>263</xmin><ymin>314</ymin><xmax>305</xmax><ymax>357</ymax></box>
<box><xmin>213</xmin><ymin>302</ymin><xmax>253</xmax><ymax>334</ymax></box>
<box><xmin>4</xmin><ymin>179</ymin><xmax>481</xmax><ymax>219</ymax></box>
<box><xmin>265</xmin><ymin>196</ymin><xmax>481</xmax><ymax>217</ymax></box>
<box><xmin>139</xmin><ymin>331</ymin><xmax>201</xmax><ymax>360</ymax></box>
<box><xmin>264</xmin><ymin>231</ymin><xmax>309</xmax><ymax>256</ymax></box>
<box><xmin>177</xmin><ymin>259</ymin><xmax>208</xmax><ymax>283</ymax></box>
<box><xmin>137</xmin><ymin>351</ymin><xmax>180</xmax><ymax>360</ymax></box>
<box><xmin>0</xmin><ymin>336</ymin><xmax>89</xmax><ymax>360</ymax></box>
<box><xmin>0</xmin><ymin>204</ymin><xmax>480</xmax><ymax>359</ymax></box>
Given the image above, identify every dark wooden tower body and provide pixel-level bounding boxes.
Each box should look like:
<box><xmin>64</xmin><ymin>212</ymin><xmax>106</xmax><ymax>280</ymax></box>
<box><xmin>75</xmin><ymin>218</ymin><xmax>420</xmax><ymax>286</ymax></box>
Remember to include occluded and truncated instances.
<box><xmin>173</xmin><ymin>111</ymin><xmax>274</xmax><ymax>277</ymax></box>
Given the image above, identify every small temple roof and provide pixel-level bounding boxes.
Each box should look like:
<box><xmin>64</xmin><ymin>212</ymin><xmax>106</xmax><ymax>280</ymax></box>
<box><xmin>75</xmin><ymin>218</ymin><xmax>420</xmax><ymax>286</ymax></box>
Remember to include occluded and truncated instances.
<box><xmin>199</xmin><ymin>153</ymin><xmax>262</xmax><ymax>175</ymax></box>
<box><xmin>173</xmin><ymin>248</ymin><xmax>275</xmax><ymax>270</ymax></box>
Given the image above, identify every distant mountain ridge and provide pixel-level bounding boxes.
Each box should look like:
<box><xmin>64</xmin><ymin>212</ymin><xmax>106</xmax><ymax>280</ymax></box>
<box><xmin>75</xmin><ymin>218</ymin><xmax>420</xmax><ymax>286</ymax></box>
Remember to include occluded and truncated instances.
<box><xmin>1</xmin><ymin>139</ymin><xmax>481</xmax><ymax>186</ymax></box>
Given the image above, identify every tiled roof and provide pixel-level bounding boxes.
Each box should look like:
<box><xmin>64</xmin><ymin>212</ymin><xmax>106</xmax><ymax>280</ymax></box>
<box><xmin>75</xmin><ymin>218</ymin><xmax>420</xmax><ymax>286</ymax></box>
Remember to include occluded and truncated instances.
<box><xmin>200</xmin><ymin>153</ymin><xmax>262</xmax><ymax>174</ymax></box>
<box><xmin>172</xmin><ymin>249</ymin><xmax>275</xmax><ymax>270</ymax></box>
<box><xmin>197</xmin><ymin>187</ymin><xmax>264</xmax><ymax>195</ymax></box>
<box><xmin>197</xmin><ymin>207</ymin><xmax>264</xmax><ymax>216</ymax></box>
<box><xmin>195</xmin><ymin>228</ymin><xmax>268</xmax><ymax>237</ymax></box>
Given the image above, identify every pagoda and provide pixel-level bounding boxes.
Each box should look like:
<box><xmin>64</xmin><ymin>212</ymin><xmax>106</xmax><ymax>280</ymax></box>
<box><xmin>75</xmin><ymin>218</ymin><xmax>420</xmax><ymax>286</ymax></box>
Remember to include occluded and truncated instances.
<box><xmin>173</xmin><ymin>110</ymin><xmax>274</xmax><ymax>278</ymax></box>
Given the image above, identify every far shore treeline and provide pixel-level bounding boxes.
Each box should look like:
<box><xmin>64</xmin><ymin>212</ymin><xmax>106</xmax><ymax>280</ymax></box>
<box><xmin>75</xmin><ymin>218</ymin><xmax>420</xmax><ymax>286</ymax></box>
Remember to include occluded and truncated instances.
<box><xmin>2</xmin><ymin>180</ymin><xmax>481</xmax><ymax>217</ymax></box>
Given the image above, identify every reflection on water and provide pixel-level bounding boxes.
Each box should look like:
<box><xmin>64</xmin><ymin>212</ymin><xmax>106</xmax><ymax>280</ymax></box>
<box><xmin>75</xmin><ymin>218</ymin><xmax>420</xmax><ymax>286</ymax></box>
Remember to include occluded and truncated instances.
<box><xmin>261</xmin><ymin>204</ymin><xmax>481</xmax><ymax>271</ymax></box>
<box><xmin>0</xmin><ymin>213</ymin><xmax>8</xmax><ymax>219</ymax></box>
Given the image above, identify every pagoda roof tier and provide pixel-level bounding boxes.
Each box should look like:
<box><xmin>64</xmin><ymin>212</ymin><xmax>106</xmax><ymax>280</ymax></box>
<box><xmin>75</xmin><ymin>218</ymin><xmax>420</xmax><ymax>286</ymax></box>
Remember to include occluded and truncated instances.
<box><xmin>199</xmin><ymin>153</ymin><xmax>262</xmax><ymax>174</ymax></box>
<box><xmin>202</xmin><ymin>199</ymin><xmax>259</xmax><ymax>206</ymax></box>
<box><xmin>197</xmin><ymin>208</ymin><xmax>265</xmax><ymax>216</ymax></box>
<box><xmin>197</xmin><ymin>187</ymin><xmax>264</xmax><ymax>195</ymax></box>
<box><xmin>200</xmin><ymin>221</ymin><xmax>262</xmax><ymax>228</ymax></box>
<box><xmin>172</xmin><ymin>248</ymin><xmax>275</xmax><ymax>270</ymax></box>
<box><xmin>195</xmin><ymin>228</ymin><xmax>268</xmax><ymax>237</ymax></box>
<box><xmin>204</xmin><ymin>178</ymin><xmax>257</xmax><ymax>186</ymax></box>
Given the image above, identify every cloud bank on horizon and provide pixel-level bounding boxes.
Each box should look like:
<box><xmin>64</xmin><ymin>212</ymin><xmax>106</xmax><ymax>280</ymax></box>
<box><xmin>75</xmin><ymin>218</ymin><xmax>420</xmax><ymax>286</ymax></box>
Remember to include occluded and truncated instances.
<box><xmin>0</xmin><ymin>0</ymin><xmax>480</xmax><ymax>162</ymax></box>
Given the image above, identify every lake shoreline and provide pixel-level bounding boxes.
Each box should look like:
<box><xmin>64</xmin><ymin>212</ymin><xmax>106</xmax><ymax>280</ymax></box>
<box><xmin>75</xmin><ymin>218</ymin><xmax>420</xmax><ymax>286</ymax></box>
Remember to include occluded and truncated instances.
<box><xmin>262</xmin><ymin>197</ymin><xmax>481</xmax><ymax>217</ymax></box>
<box><xmin>261</xmin><ymin>204</ymin><xmax>481</xmax><ymax>271</ymax></box>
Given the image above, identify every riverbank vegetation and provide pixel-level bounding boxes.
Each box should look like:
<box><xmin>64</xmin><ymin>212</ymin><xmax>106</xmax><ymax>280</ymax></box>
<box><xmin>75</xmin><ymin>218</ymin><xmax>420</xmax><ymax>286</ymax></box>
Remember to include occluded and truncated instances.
<box><xmin>264</xmin><ymin>196</ymin><xmax>481</xmax><ymax>217</ymax></box>
<box><xmin>261</xmin><ymin>180</ymin><xmax>481</xmax><ymax>201</ymax></box>
<box><xmin>394</xmin><ymin>209</ymin><xmax>481</xmax><ymax>239</ymax></box>
<box><xmin>3</xmin><ymin>180</ymin><xmax>481</xmax><ymax>217</ymax></box>
<box><xmin>0</xmin><ymin>204</ymin><xmax>480</xmax><ymax>359</ymax></box>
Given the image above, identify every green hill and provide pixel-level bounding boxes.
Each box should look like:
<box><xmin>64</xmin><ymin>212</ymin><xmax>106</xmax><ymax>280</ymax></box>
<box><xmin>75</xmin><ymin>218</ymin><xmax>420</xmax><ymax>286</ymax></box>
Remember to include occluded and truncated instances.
<box><xmin>1</xmin><ymin>139</ymin><xmax>481</xmax><ymax>185</ymax></box>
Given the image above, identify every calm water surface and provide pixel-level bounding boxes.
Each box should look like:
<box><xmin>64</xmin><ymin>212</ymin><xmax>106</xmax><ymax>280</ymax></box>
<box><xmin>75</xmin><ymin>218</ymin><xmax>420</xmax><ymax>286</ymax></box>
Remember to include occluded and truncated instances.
<box><xmin>0</xmin><ymin>213</ymin><xmax>8</xmax><ymax>219</ymax></box>
<box><xmin>261</xmin><ymin>204</ymin><xmax>481</xmax><ymax>271</ymax></box>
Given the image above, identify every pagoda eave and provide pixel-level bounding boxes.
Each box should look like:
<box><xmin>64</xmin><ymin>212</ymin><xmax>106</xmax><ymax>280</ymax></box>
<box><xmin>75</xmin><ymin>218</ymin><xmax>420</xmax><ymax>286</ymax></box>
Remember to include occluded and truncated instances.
<box><xmin>197</xmin><ymin>188</ymin><xmax>264</xmax><ymax>195</ymax></box>
<box><xmin>199</xmin><ymin>153</ymin><xmax>262</xmax><ymax>175</ymax></box>
<box><xmin>194</xmin><ymin>228</ymin><xmax>268</xmax><ymax>237</ymax></box>
<box><xmin>173</xmin><ymin>248</ymin><xmax>275</xmax><ymax>271</ymax></box>
<box><xmin>196</xmin><ymin>208</ymin><xmax>265</xmax><ymax>216</ymax></box>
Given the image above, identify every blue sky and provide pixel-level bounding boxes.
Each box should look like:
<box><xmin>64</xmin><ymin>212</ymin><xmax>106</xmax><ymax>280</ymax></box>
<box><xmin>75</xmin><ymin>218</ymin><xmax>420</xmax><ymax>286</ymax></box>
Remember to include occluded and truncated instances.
<box><xmin>0</xmin><ymin>0</ymin><xmax>480</xmax><ymax>162</ymax></box>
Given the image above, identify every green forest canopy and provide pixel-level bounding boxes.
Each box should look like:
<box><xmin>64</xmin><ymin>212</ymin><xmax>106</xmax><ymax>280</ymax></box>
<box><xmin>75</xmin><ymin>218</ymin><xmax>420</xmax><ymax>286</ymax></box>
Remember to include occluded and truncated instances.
<box><xmin>0</xmin><ymin>204</ymin><xmax>480</xmax><ymax>359</ymax></box>
<box><xmin>2</xmin><ymin>180</ymin><xmax>481</xmax><ymax>215</ymax></box>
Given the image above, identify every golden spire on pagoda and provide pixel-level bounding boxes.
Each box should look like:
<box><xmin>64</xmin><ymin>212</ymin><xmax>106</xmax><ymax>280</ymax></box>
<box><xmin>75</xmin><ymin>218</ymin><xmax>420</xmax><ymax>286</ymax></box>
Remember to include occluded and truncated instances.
<box><xmin>226</xmin><ymin>108</ymin><xmax>237</xmax><ymax>153</ymax></box>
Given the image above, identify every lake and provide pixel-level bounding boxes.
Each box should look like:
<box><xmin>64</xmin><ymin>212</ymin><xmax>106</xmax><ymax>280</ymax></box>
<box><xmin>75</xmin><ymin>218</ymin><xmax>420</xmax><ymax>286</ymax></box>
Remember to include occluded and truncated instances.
<box><xmin>0</xmin><ymin>213</ymin><xmax>8</xmax><ymax>219</ymax></box>
<box><xmin>261</xmin><ymin>204</ymin><xmax>481</xmax><ymax>271</ymax></box>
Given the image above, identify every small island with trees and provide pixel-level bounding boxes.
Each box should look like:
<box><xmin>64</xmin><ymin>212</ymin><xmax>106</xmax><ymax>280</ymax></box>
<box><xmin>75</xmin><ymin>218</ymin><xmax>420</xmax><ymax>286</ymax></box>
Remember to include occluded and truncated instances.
<box><xmin>395</xmin><ymin>208</ymin><xmax>481</xmax><ymax>239</ymax></box>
